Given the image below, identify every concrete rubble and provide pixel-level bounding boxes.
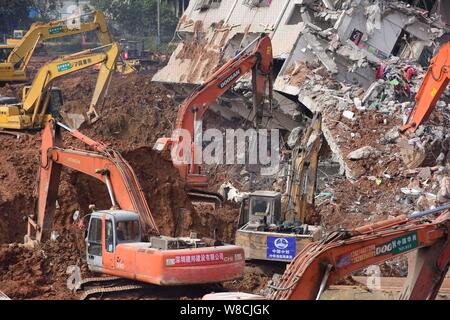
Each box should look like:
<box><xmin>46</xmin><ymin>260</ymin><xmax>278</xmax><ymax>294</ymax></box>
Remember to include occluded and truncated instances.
<box><xmin>0</xmin><ymin>1</ymin><xmax>449</xmax><ymax>301</ymax></box>
<box><xmin>154</xmin><ymin>0</ymin><xmax>449</xmax><ymax>228</ymax></box>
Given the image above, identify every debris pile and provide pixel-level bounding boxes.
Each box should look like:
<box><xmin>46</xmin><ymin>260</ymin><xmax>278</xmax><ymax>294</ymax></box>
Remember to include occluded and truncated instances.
<box><xmin>1</xmin><ymin>0</ymin><xmax>450</xmax><ymax>300</ymax></box>
<box><xmin>291</xmin><ymin>50</ymin><xmax>449</xmax><ymax>228</ymax></box>
<box><xmin>155</xmin><ymin>0</ymin><xmax>449</xmax><ymax>230</ymax></box>
<box><xmin>0</xmin><ymin>229</ymin><xmax>86</xmax><ymax>300</ymax></box>
<box><xmin>0</xmin><ymin>70</ymin><xmax>244</xmax><ymax>299</ymax></box>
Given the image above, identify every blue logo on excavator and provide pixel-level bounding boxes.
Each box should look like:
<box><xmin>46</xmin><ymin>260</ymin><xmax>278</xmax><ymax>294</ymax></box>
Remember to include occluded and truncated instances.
<box><xmin>49</xmin><ymin>26</ymin><xmax>64</xmax><ymax>34</ymax></box>
<box><xmin>57</xmin><ymin>62</ymin><xmax>73</xmax><ymax>72</ymax></box>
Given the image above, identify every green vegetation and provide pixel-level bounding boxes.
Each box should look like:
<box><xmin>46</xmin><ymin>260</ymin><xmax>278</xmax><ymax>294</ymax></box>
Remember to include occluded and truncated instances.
<box><xmin>0</xmin><ymin>0</ymin><xmax>62</xmax><ymax>34</ymax></box>
<box><xmin>89</xmin><ymin>0</ymin><xmax>180</xmax><ymax>44</ymax></box>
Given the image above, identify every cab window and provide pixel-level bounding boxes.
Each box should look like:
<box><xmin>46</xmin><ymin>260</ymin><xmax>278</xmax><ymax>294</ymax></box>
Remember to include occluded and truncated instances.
<box><xmin>0</xmin><ymin>48</ymin><xmax>12</xmax><ymax>62</ymax></box>
<box><xmin>251</xmin><ymin>198</ymin><xmax>271</xmax><ymax>216</ymax></box>
<box><xmin>116</xmin><ymin>220</ymin><xmax>140</xmax><ymax>242</ymax></box>
<box><xmin>105</xmin><ymin>220</ymin><xmax>114</xmax><ymax>253</ymax></box>
<box><xmin>87</xmin><ymin>218</ymin><xmax>102</xmax><ymax>256</ymax></box>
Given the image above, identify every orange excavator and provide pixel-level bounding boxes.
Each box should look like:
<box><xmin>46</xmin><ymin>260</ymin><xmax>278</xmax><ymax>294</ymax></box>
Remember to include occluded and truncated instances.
<box><xmin>269</xmin><ymin>204</ymin><xmax>450</xmax><ymax>300</ymax></box>
<box><xmin>153</xmin><ymin>34</ymin><xmax>273</xmax><ymax>194</ymax></box>
<box><xmin>399</xmin><ymin>41</ymin><xmax>449</xmax><ymax>168</ymax></box>
<box><xmin>400</xmin><ymin>42</ymin><xmax>449</xmax><ymax>134</ymax></box>
<box><xmin>26</xmin><ymin>120</ymin><xmax>244</xmax><ymax>290</ymax></box>
<box><xmin>203</xmin><ymin>204</ymin><xmax>450</xmax><ymax>300</ymax></box>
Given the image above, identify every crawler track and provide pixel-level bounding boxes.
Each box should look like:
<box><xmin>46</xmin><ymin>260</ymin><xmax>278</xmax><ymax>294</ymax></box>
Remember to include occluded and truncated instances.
<box><xmin>79</xmin><ymin>277</ymin><xmax>149</xmax><ymax>300</ymax></box>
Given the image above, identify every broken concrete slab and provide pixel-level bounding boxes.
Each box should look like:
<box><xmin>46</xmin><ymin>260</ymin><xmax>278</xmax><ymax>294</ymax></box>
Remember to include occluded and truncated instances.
<box><xmin>417</xmin><ymin>167</ymin><xmax>432</xmax><ymax>180</ymax></box>
<box><xmin>347</xmin><ymin>146</ymin><xmax>381</xmax><ymax>160</ymax></box>
<box><xmin>437</xmin><ymin>176</ymin><xmax>450</xmax><ymax>203</ymax></box>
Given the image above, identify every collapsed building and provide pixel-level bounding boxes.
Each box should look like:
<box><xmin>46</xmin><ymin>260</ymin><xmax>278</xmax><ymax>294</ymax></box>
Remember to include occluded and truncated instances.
<box><xmin>0</xmin><ymin>1</ymin><xmax>449</xmax><ymax>301</ymax></box>
<box><xmin>153</xmin><ymin>0</ymin><xmax>449</xmax><ymax>181</ymax></box>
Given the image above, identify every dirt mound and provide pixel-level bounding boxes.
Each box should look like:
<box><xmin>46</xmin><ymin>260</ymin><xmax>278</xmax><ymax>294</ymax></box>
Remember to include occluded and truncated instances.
<box><xmin>0</xmin><ymin>229</ymin><xmax>87</xmax><ymax>300</ymax></box>
<box><xmin>61</xmin><ymin>71</ymin><xmax>178</xmax><ymax>149</ymax></box>
<box><xmin>0</xmin><ymin>134</ymin><xmax>40</xmax><ymax>244</ymax></box>
<box><xmin>0</xmin><ymin>67</ymin><xmax>249</xmax><ymax>299</ymax></box>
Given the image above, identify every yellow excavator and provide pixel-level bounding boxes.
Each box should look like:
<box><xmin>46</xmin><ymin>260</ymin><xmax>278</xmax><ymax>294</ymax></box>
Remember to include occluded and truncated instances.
<box><xmin>235</xmin><ymin>113</ymin><xmax>324</xmax><ymax>262</ymax></box>
<box><xmin>0</xmin><ymin>42</ymin><xmax>119</xmax><ymax>130</ymax></box>
<box><xmin>0</xmin><ymin>31</ymin><xmax>25</xmax><ymax>61</ymax></box>
<box><xmin>0</xmin><ymin>11</ymin><xmax>133</xmax><ymax>85</ymax></box>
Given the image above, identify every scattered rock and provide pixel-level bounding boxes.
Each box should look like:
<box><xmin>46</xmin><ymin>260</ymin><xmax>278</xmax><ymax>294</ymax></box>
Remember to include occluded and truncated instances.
<box><xmin>437</xmin><ymin>176</ymin><xmax>450</xmax><ymax>203</ymax></box>
<box><xmin>417</xmin><ymin>167</ymin><xmax>432</xmax><ymax>180</ymax></box>
<box><xmin>347</xmin><ymin>146</ymin><xmax>381</xmax><ymax>160</ymax></box>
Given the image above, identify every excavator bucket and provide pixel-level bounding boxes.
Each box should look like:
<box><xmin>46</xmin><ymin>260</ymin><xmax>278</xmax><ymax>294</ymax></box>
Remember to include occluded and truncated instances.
<box><xmin>86</xmin><ymin>106</ymin><xmax>101</xmax><ymax>124</ymax></box>
<box><xmin>398</xmin><ymin>138</ymin><xmax>426</xmax><ymax>169</ymax></box>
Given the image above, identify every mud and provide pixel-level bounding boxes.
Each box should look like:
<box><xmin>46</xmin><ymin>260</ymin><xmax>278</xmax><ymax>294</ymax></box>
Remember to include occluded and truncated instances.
<box><xmin>0</xmin><ymin>65</ymin><xmax>259</xmax><ymax>299</ymax></box>
<box><xmin>0</xmin><ymin>228</ymin><xmax>87</xmax><ymax>300</ymax></box>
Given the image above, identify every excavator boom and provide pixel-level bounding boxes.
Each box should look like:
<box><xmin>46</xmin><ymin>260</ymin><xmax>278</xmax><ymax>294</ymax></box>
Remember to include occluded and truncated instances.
<box><xmin>0</xmin><ymin>42</ymin><xmax>119</xmax><ymax>130</ymax></box>
<box><xmin>29</xmin><ymin>120</ymin><xmax>158</xmax><ymax>242</ymax></box>
<box><xmin>1</xmin><ymin>11</ymin><xmax>115</xmax><ymax>84</ymax></box>
<box><xmin>269</xmin><ymin>204</ymin><xmax>450</xmax><ymax>300</ymax></box>
<box><xmin>155</xmin><ymin>34</ymin><xmax>273</xmax><ymax>189</ymax></box>
<box><xmin>400</xmin><ymin>42</ymin><xmax>450</xmax><ymax>133</ymax></box>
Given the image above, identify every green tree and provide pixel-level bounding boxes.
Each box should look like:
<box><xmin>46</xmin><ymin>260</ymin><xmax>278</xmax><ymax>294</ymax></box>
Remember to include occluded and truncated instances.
<box><xmin>89</xmin><ymin>0</ymin><xmax>178</xmax><ymax>42</ymax></box>
<box><xmin>0</xmin><ymin>0</ymin><xmax>62</xmax><ymax>34</ymax></box>
<box><xmin>0</xmin><ymin>0</ymin><xmax>33</xmax><ymax>34</ymax></box>
<box><xmin>32</xmin><ymin>0</ymin><xmax>62</xmax><ymax>21</ymax></box>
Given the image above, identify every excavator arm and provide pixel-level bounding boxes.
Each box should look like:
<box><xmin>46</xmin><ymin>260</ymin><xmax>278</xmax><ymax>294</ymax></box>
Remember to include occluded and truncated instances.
<box><xmin>269</xmin><ymin>204</ymin><xmax>450</xmax><ymax>300</ymax></box>
<box><xmin>400</xmin><ymin>42</ymin><xmax>449</xmax><ymax>134</ymax></box>
<box><xmin>20</xmin><ymin>42</ymin><xmax>119</xmax><ymax>127</ymax></box>
<box><xmin>7</xmin><ymin>11</ymin><xmax>113</xmax><ymax>73</ymax></box>
<box><xmin>27</xmin><ymin>120</ymin><xmax>159</xmax><ymax>243</ymax></box>
<box><xmin>155</xmin><ymin>34</ymin><xmax>273</xmax><ymax>188</ymax></box>
<box><xmin>284</xmin><ymin>112</ymin><xmax>323</xmax><ymax>224</ymax></box>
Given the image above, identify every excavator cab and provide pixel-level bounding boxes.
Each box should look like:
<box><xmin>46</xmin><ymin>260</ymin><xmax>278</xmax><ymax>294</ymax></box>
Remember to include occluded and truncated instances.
<box><xmin>85</xmin><ymin>209</ymin><xmax>245</xmax><ymax>285</ymax></box>
<box><xmin>0</xmin><ymin>87</ymin><xmax>63</xmax><ymax>129</ymax></box>
<box><xmin>86</xmin><ymin>210</ymin><xmax>142</xmax><ymax>272</ymax></box>
<box><xmin>239</xmin><ymin>191</ymin><xmax>282</xmax><ymax>229</ymax></box>
<box><xmin>118</xmin><ymin>39</ymin><xmax>156</xmax><ymax>71</ymax></box>
<box><xmin>237</xmin><ymin>191</ymin><xmax>322</xmax><ymax>262</ymax></box>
